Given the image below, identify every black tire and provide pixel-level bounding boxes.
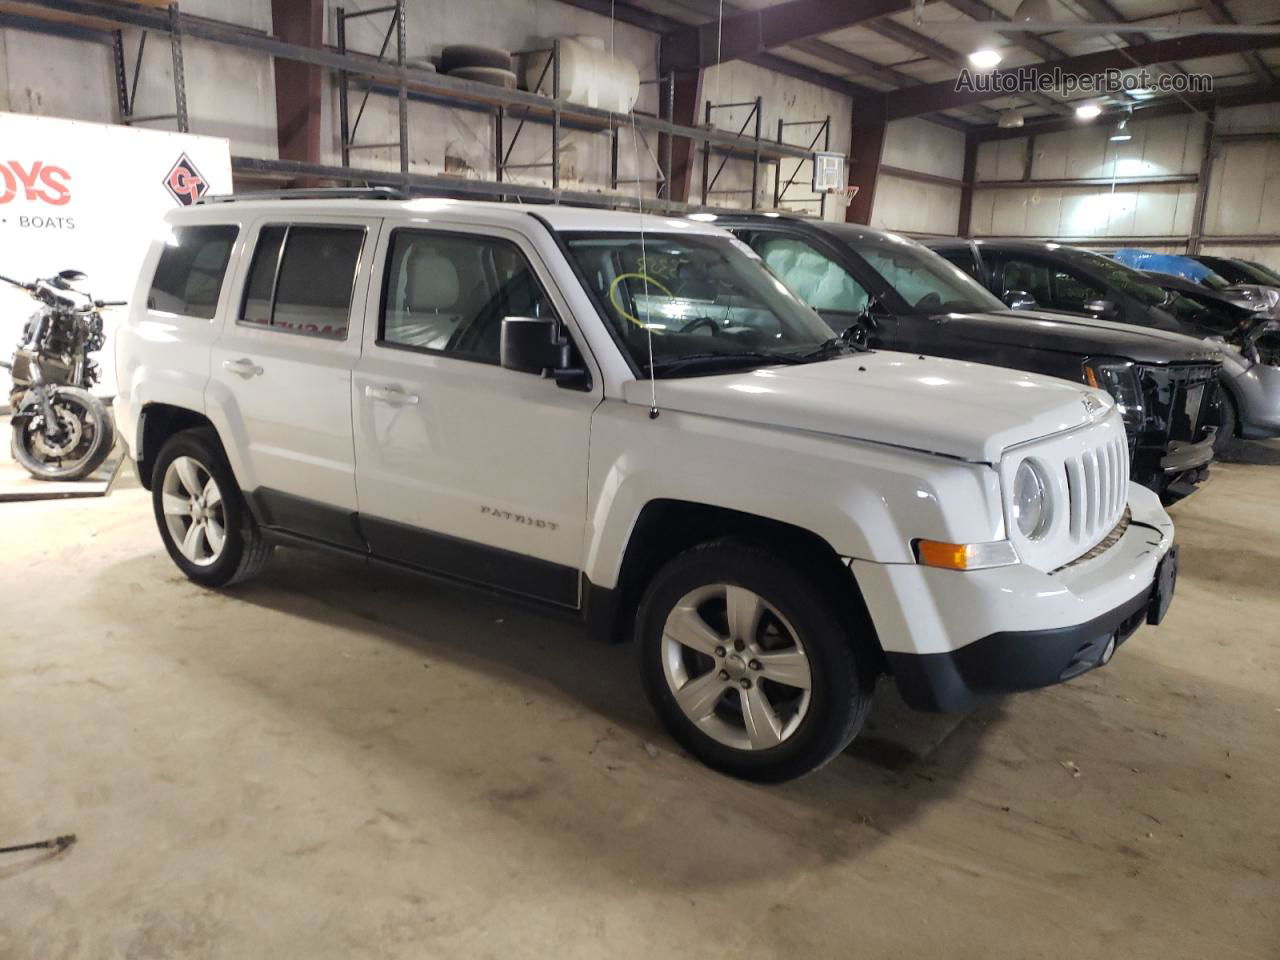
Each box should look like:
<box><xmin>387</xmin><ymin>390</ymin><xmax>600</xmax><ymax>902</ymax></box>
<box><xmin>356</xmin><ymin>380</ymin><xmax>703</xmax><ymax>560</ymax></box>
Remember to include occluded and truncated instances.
<box><xmin>439</xmin><ymin>44</ymin><xmax>512</xmax><ymax>74</ymax></box>
<box><xmin>151</xmin><ymin>427</ymin><xmax>272</xmax><ymax>588</ymax></box>
<box><xmin>448</xmin><ymin>66</ymin><xmax>518</xmax><ymax>88</ymax></box>
<box><xmin>10</xmin><ymin>386</ymin><xmax>115</xmax><ymax>481</ymax></box>
<box><xmin>1212</xmin><ymin>386</ymin><xmax>1238</xmax><ymax>457</ymax></box>
<box><xmin>636</xmin><ymin>540</ymin><xmax>875</xmax><ymax>782</ymax></box>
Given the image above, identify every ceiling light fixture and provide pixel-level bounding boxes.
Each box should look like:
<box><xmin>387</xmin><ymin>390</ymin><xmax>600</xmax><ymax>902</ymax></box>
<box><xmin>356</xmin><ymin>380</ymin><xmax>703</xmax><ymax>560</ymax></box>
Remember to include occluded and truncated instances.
<box><xmin>1012</xmin><ymin>0</ymin><xmax>1052</xmax><ymax>22</ymax></box>
<box><xmin>968</xmin><ymin>48</ymin><xmax>1003</xmax><ymax>70</ymax></box>
<box><xmin>1109</xmin><ymin>116</ymin><xmax>1131</xmax><ymax>142</ymax></box>
<box><xmin>999</xmin><ymin>108</ymin><xmax>1025</xmax><ymax>129</ymax></box>
<box><xmin>1075</xmin><ymin>103</ymin><xmax>1103</xmax><ymax>120</ymax></box>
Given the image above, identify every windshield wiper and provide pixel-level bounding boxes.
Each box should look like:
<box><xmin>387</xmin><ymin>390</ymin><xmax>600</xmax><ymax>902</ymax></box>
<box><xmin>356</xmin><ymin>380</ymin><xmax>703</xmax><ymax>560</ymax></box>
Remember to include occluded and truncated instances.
<box><xmin>644</xmin><ymin>351</ymin><xmax>805</xmax><ymax>377</ymax></box>
<box><xmin>794</xmin><ymin>321</ymin><xmax>870</xmax><ymax>361</ymax></box>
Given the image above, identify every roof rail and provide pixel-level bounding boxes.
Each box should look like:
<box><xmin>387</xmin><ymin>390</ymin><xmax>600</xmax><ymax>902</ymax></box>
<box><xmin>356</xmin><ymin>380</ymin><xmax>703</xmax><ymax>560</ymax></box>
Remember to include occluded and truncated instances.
<box><xmin>197</xmin><ymin>186</ymin><xmax>411</xmax><ymax>204</ymax></box>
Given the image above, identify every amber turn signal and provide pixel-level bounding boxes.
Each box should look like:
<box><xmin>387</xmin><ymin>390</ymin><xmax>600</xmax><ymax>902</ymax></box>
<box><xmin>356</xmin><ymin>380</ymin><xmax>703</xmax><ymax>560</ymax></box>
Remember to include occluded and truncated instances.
<box><xmin>915</xmin><ymin>538</ymin><xmax>1018</xmax><ymax>570</ymax></box>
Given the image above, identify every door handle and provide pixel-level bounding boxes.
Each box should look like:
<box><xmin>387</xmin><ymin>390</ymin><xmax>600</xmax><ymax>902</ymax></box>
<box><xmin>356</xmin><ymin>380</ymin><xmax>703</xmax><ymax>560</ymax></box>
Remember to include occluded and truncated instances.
<box><xmin>223</xmin><ymin>358</ymin><xmax>264</xmax><ymax>378</ymax></box>
<box><xmin>365</xmin><ymin>384</ymin><xmax>420</xmax><ymax>405</ymax></box>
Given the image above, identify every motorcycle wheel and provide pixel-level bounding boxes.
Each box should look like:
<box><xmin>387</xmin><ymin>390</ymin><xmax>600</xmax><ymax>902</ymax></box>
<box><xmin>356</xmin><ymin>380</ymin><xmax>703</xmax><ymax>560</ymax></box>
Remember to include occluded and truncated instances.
<box><xmin>10</xmin><ymin>386</ymin><xmax>116</xmax><ymax>481</ymax></box>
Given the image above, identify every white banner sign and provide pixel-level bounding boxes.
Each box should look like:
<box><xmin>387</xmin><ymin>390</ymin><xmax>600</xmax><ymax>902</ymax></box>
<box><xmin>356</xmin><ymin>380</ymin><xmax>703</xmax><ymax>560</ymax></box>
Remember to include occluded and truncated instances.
<box><xmin>0</xmin><ymin>112</ymin><xmax>232</xmax><ymax>397</ymax></box>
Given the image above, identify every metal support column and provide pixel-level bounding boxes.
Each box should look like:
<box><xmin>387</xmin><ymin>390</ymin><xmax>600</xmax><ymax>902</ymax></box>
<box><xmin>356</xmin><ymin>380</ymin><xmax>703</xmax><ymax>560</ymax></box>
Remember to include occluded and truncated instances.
<box><xmin>1187</xmin><ymin>107</ymin><xmax>1217</xmax><ymax>255</ymax></box>
<box><xmin>750</xmin><ymin>95</ymin><xmax>762</xmax><ymax>209</ymax></box>
<box><xmin>847</xmin><ymin>97</ymin><xmax>886</xmax><ymax>225</ymax></box>
<box><xmin>958</xmin><ymin>135</ymin><xmax>978</xmax><ymax>237</ymax></box>
<box><xmin>167</xmin><ymin>3</ymin><xmax>189</xmax><ymax>132</ymax></box>
<box><xmin>336</xmin><ymin>8</ymin><xmax>351</xmax><ymax>168</ymax></box>
<box><xmin>395</xmin><ymin>0</ymin><xmax>408</xmax><ymax>174</ymax></box>
<box><xmin>111</xmin><ymin>31</ymin><xmax>130</xmax><ymax>122</ymax></box>
<box><xmin>552</xmin><ymin>38</ymin><xmax>562</xmax><ymax>194</ymax></box>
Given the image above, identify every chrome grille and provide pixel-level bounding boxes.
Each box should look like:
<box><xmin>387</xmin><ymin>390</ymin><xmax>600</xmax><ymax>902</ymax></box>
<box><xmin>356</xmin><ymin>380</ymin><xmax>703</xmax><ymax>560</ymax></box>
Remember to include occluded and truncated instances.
<box><xmin>1064</xmin><ymin>430</ymin><xmax>1129</xmax><ymax>547</ymax></box>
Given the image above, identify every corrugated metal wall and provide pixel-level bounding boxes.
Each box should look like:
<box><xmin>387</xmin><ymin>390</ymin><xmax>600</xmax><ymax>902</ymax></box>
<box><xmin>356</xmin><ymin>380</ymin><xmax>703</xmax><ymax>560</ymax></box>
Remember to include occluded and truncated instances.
<box><xmin>966</xmin><ymin>107</ymin><xmax>1280</xmax><ymax>270</ymax></box>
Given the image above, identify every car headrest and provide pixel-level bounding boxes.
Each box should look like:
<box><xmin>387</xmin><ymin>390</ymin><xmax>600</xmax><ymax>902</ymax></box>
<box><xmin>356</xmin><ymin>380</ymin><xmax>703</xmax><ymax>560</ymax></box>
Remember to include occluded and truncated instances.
<box><xmin>405</xmin><ymin>250</ymin><xmax>460</xmax><ymax>311</ymax></box>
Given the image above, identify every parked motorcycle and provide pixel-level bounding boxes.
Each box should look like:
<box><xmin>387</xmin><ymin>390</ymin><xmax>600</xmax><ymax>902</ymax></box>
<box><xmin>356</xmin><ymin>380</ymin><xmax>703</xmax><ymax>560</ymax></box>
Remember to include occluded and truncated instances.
<box><xmin>1</xmin><ymin>270</ymin><xmax>121</xmax><ymax>480</ymax></box>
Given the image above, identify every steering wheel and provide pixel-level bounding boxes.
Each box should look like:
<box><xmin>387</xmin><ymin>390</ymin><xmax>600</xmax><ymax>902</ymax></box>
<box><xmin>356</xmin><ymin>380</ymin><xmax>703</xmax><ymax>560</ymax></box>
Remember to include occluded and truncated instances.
<box><xmin>914</xmin><ymin>292</ymin><xmax>944</xmax><ymax>312</ymax></box>
<box><xmin>679</xmin><ymin>316</ymin><xmax>720</xmax><ymax>335</ymax></box>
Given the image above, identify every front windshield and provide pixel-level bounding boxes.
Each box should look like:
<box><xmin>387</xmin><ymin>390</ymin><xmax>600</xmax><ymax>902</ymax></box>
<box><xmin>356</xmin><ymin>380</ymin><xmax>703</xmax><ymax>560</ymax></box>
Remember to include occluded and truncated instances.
<box><xmin>563</xmin><ymin>232</ymin><xmax>837</xmax><ymax>375</ymax></box>
<box><xmin>1066</xmin><ymin>249</ymin><xmax>1171</xmax><ymax>306</ymax></box>
<box><xmin>833</xmin><ymin>229</ymin><xmax>1005</xmax><ymax>314</ymax></box>
<box><xmin>1065</xmin><ymin>248</ymin><xmax>1244</xmax><ymax>332</ymax></box>
<box><xmin>1244</xmin><ymin>261</ymin><xmax>1280</xmax><ymax>285</ymax></box>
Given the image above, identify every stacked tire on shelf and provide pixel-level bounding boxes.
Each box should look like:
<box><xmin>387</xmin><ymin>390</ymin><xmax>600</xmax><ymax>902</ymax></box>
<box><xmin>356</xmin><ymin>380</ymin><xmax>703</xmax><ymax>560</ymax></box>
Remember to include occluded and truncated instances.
<box><xmin>440</xmin><ymin>44</ymin><xmax>517</xmax><ymax>89</ymax></box>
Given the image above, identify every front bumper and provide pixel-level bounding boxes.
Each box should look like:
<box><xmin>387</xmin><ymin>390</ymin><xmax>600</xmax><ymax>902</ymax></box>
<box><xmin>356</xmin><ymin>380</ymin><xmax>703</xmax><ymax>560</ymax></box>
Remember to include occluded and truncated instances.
<box><xmin>852</xmin><ymin>482</ymin><xmax>1175</xmax><ymax>712</ymax></box>
<box><xmin>1225</xmin><ymin>360</ymin><xmax>1280</xmax><ymax>439</ymax></box>
<box><xmin>1161</xmin><ymin>428</ymin><xmax>1215</xmax><ymax>473</ymax></box>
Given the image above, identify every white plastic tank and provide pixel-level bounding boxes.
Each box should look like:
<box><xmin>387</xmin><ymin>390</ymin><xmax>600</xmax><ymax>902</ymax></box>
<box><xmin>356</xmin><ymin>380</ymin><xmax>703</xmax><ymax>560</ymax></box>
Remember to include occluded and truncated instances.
<box><xmin>523</xmin><ymin>36</ymin><xmax>640</xmax><ymax>114</ymax></box>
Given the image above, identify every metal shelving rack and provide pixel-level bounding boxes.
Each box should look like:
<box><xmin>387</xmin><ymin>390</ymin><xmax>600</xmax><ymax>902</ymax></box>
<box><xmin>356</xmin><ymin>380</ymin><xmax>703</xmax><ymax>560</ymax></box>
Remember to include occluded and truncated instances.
<box><xmin>15</xmin><ymin>0</ymin><xmax>829</xmax><ymax>216</ymax></box>
<box><xmin>774</xmin><ymin>116</ymin><xmax>832</xmax><ymax>217</ymax></box>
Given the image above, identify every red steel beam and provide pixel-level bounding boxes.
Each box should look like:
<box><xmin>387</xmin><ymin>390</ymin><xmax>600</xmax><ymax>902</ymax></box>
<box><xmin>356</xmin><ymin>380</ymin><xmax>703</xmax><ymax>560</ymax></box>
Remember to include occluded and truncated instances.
<box><xmin>884</xmin><ymin>33</ymin><xmax>1280</xmax><ymax>119</ymax></box>
<box><xmin>846</xmin><ymin>99</ymin><xmax>887</xmax><ymax>225</ymax></box>
<box><xmin>660</xmin><ymin>70</ymin><xmax>704</xmax><ymax>205</ymax></box>
<box><xmin>270</xmin><ymin>0</ymin><xmax>323</xmax><ymax>166</ymax></box>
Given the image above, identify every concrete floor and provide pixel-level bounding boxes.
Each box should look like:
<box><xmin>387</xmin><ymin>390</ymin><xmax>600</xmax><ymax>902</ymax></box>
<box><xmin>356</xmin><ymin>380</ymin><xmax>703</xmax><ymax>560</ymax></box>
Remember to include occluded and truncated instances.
<box><xmin>1</xmin><ymin>454</ymin><xmax>1278</xmax><ymax>960</ymax></box>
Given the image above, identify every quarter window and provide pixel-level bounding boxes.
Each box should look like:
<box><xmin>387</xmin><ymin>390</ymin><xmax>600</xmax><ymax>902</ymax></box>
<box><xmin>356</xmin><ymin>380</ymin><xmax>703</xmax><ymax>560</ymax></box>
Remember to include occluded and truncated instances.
<box><xmin>239</xmin><ymin>224</ymin><xmax>365</xmax><ymax>339</ymax></box>
<box><xmin>380</xmin><ymin>229</ymin><xmax>555</xmax><ymax>363</ymax></box>
<box><xmin>147</xmin><ymin>225</ymin><xmax>238</xmax><ymax>319</ymax></box>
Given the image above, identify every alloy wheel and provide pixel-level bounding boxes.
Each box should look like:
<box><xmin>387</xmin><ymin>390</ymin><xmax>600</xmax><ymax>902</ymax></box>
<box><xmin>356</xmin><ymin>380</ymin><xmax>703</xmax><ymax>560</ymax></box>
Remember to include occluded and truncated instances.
<box><xmin>660</xmin><ymin>583</ymin><xmax>812</xmax><ymax>751</ymax></box>
<box><xmin>161</xmin><ymin>456</ymin><xmax>226</xmax><ymax>567</ymax></box>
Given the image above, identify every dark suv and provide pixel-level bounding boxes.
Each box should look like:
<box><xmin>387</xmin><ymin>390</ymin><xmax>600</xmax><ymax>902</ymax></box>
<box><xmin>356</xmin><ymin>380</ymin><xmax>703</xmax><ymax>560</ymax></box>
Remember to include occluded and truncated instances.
<box><xmin>714</xmin><ymin>215</ymin><xmax>1221</xmax><ymax>499</ymax></box>
<box><xmin>929</xmin><ymin>238</ymin><xmax>1280</xmax><ymax>450</ymax></box>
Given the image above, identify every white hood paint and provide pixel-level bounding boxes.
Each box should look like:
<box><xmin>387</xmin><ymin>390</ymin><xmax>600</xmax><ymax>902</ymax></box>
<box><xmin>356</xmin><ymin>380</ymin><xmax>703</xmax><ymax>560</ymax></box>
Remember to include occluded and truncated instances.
<box><xmin>623</xmin><ymin>351</ymin><xmax>1112</xmax><ymax>463</ymax></box>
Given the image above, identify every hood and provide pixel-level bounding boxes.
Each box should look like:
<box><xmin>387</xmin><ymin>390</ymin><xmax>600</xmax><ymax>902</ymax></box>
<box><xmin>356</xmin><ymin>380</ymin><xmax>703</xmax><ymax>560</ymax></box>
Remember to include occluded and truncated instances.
<box><xmin>623</xmin><ymin>350</ymin><xmax>1114</xmax><ymax>463</ymax></box>
<box><xmin>944</xmin><ymin>309</ymin><xmax>1222</xmax><ymax>365</ymax></box>
<box><xmin>999</xmin><ymin>307</ymin><xmax>1235</xmax><ymax>356</ymax></box>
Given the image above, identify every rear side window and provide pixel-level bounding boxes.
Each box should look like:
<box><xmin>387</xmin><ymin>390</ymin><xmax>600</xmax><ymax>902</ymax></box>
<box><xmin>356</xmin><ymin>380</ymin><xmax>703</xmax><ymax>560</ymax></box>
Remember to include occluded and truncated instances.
<box><xmin>147</xmin><ymin>225</ymin><xmax>238</xmax><ymax>319</ymax></box>
<box><xmin>239</xmin><ymin>224</ymin><xmax>365</xmax><ymax>339</ymax></box>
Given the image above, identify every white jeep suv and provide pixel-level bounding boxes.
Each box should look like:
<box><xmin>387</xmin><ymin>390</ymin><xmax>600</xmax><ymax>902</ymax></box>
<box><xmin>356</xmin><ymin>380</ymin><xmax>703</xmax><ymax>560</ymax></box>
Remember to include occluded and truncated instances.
<box><xmin>115</xmin><ymin>193</ymin><xmax>1178</xmax><ymax>782</ymax></box>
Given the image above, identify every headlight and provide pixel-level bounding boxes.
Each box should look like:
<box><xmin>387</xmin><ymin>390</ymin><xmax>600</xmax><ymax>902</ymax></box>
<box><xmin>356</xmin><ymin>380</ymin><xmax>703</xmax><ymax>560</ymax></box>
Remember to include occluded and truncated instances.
<box><xmin>1013</xmin><ymin>460</ymin><xmax>1049</xmax><ymax>540</ymax></box>
<box><xmin>1083</xmin><ymin>359</ymin><xmax>1145</xmax><ymax>431</ymax></box>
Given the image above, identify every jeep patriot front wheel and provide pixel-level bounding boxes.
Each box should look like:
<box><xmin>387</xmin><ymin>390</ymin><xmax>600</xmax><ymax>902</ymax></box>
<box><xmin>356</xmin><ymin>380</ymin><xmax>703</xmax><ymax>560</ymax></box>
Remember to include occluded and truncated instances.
<box><xmin>637</xmin><ymin>540</ymin><xmax>875</xmax><ymax>782</ymax></box>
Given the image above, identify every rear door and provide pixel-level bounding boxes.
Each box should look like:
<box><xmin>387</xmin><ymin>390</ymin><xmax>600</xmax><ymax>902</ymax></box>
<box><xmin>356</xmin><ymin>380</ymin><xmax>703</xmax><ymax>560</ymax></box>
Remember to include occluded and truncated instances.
<box><xmin>207</xmin><ymin>215</ymin><xmax>380</xmax><ymax>548</ymax></box>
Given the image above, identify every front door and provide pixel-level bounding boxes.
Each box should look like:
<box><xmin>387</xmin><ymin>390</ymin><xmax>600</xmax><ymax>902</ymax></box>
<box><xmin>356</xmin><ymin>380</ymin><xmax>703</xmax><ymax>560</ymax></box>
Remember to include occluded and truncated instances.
<box><xmin>351</xmin><ymin>222</ymin><xmax>599</xmax><ymax>606</ymax></box>
<box><xmin>208</xmin><ymin>215</ymin><xmax>381</xmax><ymax>547</ymax></box>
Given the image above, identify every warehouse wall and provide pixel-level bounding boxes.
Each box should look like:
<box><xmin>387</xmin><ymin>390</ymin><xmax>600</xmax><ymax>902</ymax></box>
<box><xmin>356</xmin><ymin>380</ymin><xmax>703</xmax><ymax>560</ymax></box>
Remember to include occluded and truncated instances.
<box><xmin>967</xmin><ymin>107</ymin><xmax>1280</xmax><ymax>270</ymax></box>
<box><xmin>1201</xmin><ymin>103</ymin><xmax>1280</xmax><ymax>269</ymax></box>
<box><xmin>970</xmin><ymin>114</ymin><xmax>1202</xmax><ymax>243</ymax></box>
<box><xmin>871</xmin><ymin>118</ymin><xmax>965</xmax><ymax>236</ymax></box>
<box><xmin>319</xmin><ymin>0</ymin><xmax>661</xmax><ymax>196</ymax></box>
<box><xmin>691</xmin><ymin>59</ymin><xmax>853</xmax><ymax>221</ymax></box>
<box><xmin>0</xmin><ymin>0</ymin><xmax>277</xmax><ymax>159</ymax></box>
<box><xmin>0</xmin><ymin>0</ymin><xmax>863</xmax><ymax>220</ymax></box>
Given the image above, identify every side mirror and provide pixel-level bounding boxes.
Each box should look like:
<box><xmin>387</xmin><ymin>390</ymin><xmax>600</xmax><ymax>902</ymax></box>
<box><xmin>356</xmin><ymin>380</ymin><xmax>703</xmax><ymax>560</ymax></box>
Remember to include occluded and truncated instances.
<box><xmin>1084</xmin><ymin>298</ymin><xmax>1120</xmax><ymax>320</ymax></box>
<box><xmin>58</xmin><ymin>269</ymin><xmax>87</xmax><ymax>282</ymax></box>
<box><xmin>1002</xmin><ymin>289</ymin><xmax>1037</xmax><ymax>310</ymax></box>
<box><xmin>500</xmin><ymin>316</ymin><xmax>589</xmax><ymax>388</ymax></box>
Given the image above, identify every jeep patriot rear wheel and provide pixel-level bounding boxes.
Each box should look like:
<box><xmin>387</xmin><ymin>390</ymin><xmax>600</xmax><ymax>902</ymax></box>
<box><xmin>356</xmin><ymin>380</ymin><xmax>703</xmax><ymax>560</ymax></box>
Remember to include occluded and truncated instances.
<box><xmin>637</xmin><ymin>540</ymin><xmax>875</xmax><ymax>782</ymax></box>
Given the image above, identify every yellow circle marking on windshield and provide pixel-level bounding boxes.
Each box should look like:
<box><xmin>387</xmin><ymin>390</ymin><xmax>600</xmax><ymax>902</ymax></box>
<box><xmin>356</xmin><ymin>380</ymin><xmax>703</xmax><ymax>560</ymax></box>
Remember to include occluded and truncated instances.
<box><xmin>607</xmin><ymin>273</ymin><xmax>675</xmax><ymax>328</ymax></box>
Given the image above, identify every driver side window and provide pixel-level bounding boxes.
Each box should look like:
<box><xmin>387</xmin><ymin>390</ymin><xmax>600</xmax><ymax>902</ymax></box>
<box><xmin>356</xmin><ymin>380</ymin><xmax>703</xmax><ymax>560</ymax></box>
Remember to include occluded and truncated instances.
<box><xmin>745</xmin><ymin>234</ymin><xmax>870</xmax><ymax>315</ymax></box>
<box><xmin>380</xmin><ymin>229</ymin><xmax>555</xmax><ymax>363</ymax></box>
<box><xmin>1000</xmin><ymin>256</ymin><xmax>1103</xmax><ymax>314</ymax></box>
